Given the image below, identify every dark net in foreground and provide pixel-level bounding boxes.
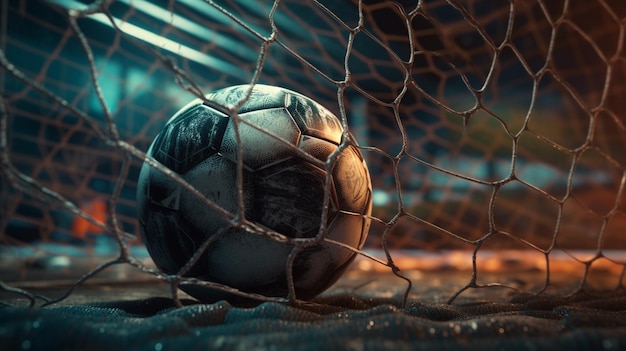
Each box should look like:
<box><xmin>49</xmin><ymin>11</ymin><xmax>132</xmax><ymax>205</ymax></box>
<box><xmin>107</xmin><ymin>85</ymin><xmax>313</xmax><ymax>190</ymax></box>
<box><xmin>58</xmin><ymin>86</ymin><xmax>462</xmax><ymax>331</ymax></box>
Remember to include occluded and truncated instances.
<box><xmin>1</xmin><ymin>0</ymin><xmax>626</xmax><ymax>349</ymax></box>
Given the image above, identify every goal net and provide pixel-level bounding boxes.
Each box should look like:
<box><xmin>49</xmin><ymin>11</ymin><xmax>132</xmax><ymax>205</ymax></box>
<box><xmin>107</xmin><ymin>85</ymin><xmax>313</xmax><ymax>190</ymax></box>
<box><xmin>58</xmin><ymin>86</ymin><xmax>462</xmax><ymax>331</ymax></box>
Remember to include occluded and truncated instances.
<box><xmin>1</xmin><ymin>0</ymin><xmax>626</xmax><ymax>308</ymax></box>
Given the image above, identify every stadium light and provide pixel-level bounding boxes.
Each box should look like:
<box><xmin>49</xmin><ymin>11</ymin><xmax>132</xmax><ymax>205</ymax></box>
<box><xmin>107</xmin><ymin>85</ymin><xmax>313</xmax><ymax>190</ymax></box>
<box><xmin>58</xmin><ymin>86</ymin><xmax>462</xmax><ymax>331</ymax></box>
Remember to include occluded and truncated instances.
<box><xmin>117</xmin><ymin>0</ymin><xmax>258</xmax><ymax>61</ymax></box>
<box><xmin>47</xmin><ymin>0</ymin><xmax>250</xmax><ymax>80</ymax></box>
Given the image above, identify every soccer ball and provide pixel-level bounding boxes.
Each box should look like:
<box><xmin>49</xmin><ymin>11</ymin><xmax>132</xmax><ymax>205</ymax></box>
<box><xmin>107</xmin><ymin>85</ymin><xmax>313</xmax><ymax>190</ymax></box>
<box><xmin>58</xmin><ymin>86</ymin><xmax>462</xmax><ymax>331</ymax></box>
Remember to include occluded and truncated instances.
<box><xmin>136</xmin><ymin>84</ymin><xmax>372</xmax><ymax>301</ymax></box>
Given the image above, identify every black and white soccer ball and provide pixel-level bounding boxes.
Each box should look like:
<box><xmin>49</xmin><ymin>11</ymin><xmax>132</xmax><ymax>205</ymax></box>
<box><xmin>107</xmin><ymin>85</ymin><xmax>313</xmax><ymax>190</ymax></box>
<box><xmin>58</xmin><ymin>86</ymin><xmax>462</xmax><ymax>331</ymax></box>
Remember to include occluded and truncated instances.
<box><xmin>136</xmin><ymin>84</ymin><xmax>372</xmax><ymax>301</ymax></box>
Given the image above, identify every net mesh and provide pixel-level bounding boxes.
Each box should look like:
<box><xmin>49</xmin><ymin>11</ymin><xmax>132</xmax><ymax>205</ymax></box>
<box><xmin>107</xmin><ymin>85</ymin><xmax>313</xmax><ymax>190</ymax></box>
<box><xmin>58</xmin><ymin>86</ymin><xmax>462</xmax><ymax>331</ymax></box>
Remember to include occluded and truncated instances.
<box><xmin>1</xmin><ymin>0</ymin><xmax>626</xmax><ymax>307</ymax></box>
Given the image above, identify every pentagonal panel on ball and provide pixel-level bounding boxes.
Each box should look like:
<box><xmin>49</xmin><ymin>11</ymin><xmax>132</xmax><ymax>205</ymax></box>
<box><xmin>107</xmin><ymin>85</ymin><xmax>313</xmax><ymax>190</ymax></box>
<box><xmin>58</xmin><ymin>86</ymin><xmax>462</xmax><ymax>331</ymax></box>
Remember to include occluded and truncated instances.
<box><xmin>151</xmin><ymin>103</ymin><xmax>229</xmax><ymax>174</ymax></box>
<box><xmin>331</xmin><ymin>145</ymin><xmax>372</xmax><ymax>214</ymax></box>
<box><xmin>179</xmin><ymin>154</ymin><xmax>246</xmax><ymax>238</ymax></box>
<box><xmin>205</xmin><ymin>84</ymin><xmax>288</xmax><ymax>114</ymax></box>
<box><xmin>298</xmin><ymin>135</ymin><xmax>338</xmax><ymax>163</ymax></box>
<box><xmin>220</xmin><ymin>108</ymin><xmax>302</xmax><ymax>170</ymax></box>
<box><xmin>140</xmin><ymin>204</ymin><xmax>198</xmax><ymax>276</ymax></box>
<box><xmin>249</xmin><ymin>159</ymin><xmax>337</xmax><ymax>239</ymax></box>
<box><xmin>286</xmin><ymin>92</ymin><xmax>343</xmax><ymax>145</ymax></box>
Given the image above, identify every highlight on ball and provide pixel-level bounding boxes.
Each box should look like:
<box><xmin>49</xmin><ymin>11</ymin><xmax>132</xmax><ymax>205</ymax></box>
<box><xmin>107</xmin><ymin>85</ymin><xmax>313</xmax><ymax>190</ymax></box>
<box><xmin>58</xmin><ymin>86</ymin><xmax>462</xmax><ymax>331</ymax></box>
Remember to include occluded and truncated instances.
<box><xmin>136</xmin><ymin>84</ymin><xmax>372</xmax><ymax>301</ymax></box>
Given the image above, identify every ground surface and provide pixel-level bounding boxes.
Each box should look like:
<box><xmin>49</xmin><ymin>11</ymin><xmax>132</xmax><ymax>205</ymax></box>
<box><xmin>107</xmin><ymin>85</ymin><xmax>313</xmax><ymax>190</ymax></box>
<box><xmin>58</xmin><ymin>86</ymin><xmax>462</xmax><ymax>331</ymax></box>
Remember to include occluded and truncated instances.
<box><xmin>1</xmin><ymin>247</ymin><xmax>626</xmax><ymax>350</ymax></box>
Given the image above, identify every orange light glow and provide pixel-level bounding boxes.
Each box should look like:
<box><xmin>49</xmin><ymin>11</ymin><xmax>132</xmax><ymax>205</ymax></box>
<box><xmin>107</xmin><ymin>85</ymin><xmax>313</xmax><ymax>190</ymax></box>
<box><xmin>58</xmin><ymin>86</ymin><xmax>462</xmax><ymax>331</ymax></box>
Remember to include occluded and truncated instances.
<box><xmin>355</xmin><ymin>249</ymin><xmax>626</xmax><ymax>277</ymax></box>
<box><xmin>71</xmin><ymin>198</ymin><xmax>109</xmax><ymax>240</ymax></box>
